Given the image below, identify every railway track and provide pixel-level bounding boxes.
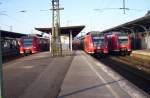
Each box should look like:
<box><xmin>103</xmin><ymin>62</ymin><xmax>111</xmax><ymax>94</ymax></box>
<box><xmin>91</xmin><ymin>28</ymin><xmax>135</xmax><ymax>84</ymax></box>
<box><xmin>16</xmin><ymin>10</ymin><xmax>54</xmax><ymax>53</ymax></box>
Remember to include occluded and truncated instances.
<box><xmin>116</xmin><ymin>56</ymin><xmax>150</xmax><ymax>72</ymax></box>
<box><xmin>96</xmin><ymin>56</ymin><xmax>150</xmax><ymax>94</ymax></box>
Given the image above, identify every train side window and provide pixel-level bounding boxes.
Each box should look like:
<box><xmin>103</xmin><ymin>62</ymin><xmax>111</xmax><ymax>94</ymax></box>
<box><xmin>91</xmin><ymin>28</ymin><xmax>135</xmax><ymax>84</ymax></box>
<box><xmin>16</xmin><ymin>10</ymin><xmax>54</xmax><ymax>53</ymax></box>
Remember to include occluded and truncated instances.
<box><xmin>4</xmin><ymin>40</ymin><xmax>9</xmax><ymax>48</ymax></box>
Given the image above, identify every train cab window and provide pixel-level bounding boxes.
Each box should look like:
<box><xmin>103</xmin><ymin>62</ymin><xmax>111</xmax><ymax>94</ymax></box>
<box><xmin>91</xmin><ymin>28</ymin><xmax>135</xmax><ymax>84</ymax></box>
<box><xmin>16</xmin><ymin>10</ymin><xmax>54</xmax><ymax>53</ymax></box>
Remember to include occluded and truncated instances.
<box><xmin>118</xmin><ymin>36</ymin><xmax>128</xmax><ymax>44</ymax></box>
<box><xmin>24</xmin><ymin>39</ymin><xmax>33</xmax><ymax>47</ymax></box>
<box><xmin>93</xmin><ymin>37</ymin><xmax>104</xmax><ymax>46</ymax></box>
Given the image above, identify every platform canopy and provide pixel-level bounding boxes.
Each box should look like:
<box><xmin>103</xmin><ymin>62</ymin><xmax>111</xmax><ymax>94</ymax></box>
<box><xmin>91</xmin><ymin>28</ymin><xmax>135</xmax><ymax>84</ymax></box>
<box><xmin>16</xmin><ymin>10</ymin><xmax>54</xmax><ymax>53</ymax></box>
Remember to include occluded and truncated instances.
<box><xmin>101</xmin><ymin>14</ymin><xmax>150</xmax><ymax>33</ymax></box>
<box><xmin>35</xmin><ymin>25</ymin><xmax>85</xmax><ymax>38</ymax></box>
<box><xmin>0</xmin><ymin>30</ymin><xmax>26</xmax><ymax>38</ymax></box>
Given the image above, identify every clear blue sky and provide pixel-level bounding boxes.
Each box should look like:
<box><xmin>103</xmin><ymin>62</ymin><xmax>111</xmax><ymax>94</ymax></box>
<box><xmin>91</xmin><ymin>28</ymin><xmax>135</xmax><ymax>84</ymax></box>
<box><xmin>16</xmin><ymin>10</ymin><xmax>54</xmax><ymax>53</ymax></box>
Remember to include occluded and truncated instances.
<box><xmin>0</xmin><ymin>0</ymin><xmax>150</xmax><ymax>35</ymax></box>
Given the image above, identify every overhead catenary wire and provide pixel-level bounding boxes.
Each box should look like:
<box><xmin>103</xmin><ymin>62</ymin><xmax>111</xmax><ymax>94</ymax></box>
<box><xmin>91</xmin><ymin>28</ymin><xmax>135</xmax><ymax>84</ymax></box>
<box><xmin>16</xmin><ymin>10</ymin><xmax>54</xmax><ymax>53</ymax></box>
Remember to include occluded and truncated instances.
<box><xmin>94</xmin><ymin>0</ymin><xmax>145</xmax><ymax>14</ymax></box>
<box><xmin>0</xmin><ymin>10</ymin><xmax>43</xmax><ymax>34</ymax></box>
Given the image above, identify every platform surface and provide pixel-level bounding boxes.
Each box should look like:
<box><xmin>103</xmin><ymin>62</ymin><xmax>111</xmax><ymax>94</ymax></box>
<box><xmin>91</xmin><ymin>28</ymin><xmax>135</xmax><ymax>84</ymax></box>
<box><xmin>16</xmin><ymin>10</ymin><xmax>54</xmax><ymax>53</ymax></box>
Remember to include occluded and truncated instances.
<box><xmin>3</xmin><ymin>51</ymin><xmax>74</xmax><ymax>98</ymax></box>
<box><xmin>131</xmin><ymin>49</ymin><xmax>150</xmax><ymax>60</ymax></box>
<box><xmin>58</xmin><ymin>51</ymin><xmax>149</xmax><ymax>98</ymax></box>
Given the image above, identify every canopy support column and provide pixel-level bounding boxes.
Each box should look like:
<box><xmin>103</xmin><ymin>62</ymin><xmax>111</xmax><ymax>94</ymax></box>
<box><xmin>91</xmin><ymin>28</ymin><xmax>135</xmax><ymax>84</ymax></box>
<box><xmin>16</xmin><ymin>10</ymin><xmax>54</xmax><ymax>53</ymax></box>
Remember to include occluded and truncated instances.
<box><xmin>49</xmin><ymin>32</ymin><xmax>52</xmax><ymax>53</ymax></box>
<box><xmin>133</xmin><ymin>24</ymin><xmax>149</xmax><ymax>49</ymax></box>
<box><xmin>69</xmin><ymin>30</ymin><xmax>72</xmax><ymax>51</ymax></box>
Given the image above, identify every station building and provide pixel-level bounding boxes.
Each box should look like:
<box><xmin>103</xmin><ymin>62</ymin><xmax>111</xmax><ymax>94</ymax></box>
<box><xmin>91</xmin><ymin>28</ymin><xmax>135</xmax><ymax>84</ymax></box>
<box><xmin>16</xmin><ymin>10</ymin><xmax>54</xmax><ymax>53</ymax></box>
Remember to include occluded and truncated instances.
<box><xmin>35</xmin><ymin>25</ymin><xmax>85</xmax><ymax>51</ymax></box>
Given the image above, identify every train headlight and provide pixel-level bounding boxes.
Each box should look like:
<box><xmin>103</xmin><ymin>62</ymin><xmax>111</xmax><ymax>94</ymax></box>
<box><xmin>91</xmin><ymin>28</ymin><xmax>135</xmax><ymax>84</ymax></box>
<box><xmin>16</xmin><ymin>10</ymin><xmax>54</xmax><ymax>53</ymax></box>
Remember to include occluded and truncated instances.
<box><xmin>93</xmin><ymin>44</ymin><xmax>97</xmax><ymax>47</ymax></box>
<box><xmin>90</xmin><ymin>44</ymin><xmax>93</xmax><ymax>47</ymax></box>
<box><xmin>97</xmin><ymin>46</ymin><xmax>100</xmax><ymax>49</ymax></box>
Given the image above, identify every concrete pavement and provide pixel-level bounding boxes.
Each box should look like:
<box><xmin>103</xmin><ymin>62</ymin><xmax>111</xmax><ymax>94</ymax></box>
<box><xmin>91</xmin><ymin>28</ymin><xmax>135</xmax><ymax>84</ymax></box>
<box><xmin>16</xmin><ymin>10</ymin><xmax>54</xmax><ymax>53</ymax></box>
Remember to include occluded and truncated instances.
<box><xmin>58</xmin><ymin>51</ymin><xmax>149</xmax><ymax>98</ymax></box>
<box><xmin>3</xmin><ymin>51</ymin><xmax>74</xmax><ymax>98</ymax></box>
<box><xmin>131</xmin><ymin>49</ymin><xmax>150</xmax><ymax>60</ymax></box>
<box><xmin>3</xmin><ymin>50</ymin><xmax>149</xmax><ymax>98</ymax></box>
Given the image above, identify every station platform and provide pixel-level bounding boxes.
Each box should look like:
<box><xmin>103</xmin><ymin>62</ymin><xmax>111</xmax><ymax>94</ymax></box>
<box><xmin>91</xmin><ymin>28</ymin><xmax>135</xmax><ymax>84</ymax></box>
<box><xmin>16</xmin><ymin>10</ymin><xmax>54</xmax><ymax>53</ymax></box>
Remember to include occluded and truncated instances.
<box><xmin>131</xmin><ymin>49</ymin><xmax>150</xmax><ymax>60</ymax></box>
<box><xmin>3</xmin><ymin>51</ymin><xmax>149</xmax><ymax>98</ymax></box>
<box><xmin>58</xmin><ymin>51</ymin><xmax>149</xmax><ymax>98</ymax></box>
<box><xmin>3</xmin><ymin>51</ymin><xmax>74</xmax><ymax>98</ymax></box>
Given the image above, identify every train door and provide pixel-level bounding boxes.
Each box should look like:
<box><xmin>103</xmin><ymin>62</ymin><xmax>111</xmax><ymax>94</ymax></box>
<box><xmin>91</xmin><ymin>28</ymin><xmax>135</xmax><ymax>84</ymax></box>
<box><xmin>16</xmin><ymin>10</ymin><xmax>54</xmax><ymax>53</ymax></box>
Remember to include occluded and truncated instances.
<box><xmin>104</xmin><ymin>34</ymin><xmax>108</xmax><ymax>53</ymax></box>
<box><xmin>84</xmin><ymin>34</ymin><xmax>94</xmax><ymax>54</ymax></box>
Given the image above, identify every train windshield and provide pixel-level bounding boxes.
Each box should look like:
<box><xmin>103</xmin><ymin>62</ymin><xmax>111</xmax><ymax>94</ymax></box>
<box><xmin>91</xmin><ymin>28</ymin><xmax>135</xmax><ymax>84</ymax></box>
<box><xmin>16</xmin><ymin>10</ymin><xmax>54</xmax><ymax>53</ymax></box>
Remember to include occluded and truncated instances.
<box><xmin>92</xmin><ymin>37</ymin><xmax>104</xmax><ymax>46</ymax></box>
<box><xmin>118</xmin><ymin>36</ymin><xmax>128</xmax><ymax>44</ymax></box>
<box><xmin>23</xmin><ymin>38</ymin><xmax>33</xmax><ymax>47</ymax></box>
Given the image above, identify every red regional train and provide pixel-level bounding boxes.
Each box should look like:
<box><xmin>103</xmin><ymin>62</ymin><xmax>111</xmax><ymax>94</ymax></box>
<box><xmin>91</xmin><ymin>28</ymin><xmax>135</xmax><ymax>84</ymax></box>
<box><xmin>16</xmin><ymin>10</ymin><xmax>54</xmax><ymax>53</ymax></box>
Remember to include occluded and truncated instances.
<box><xmin>83</xmin><ymin>32</ymin><xmax>108</xmax><ymax>55</ymax></box>
<box><xmin>107</xmin><ymin>32</ymin><xmax>131</xmax><ymax>55</ymax></box>
<box><xmin>19</xmin><ymin>36</ymin><xmax>49</xmax><ymax>55</ymax></box>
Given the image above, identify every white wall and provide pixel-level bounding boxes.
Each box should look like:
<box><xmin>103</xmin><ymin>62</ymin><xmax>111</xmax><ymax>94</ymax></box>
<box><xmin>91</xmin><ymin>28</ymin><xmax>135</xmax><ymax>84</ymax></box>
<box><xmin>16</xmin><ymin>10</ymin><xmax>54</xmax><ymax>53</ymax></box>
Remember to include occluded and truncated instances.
<box><xmin>61</xmin><ymin>35</ymin><xmax>69</xmax><ymax>50</ymax></box>
<box><xmin>141</xmin><ymin>32</ymin><xmax>150</xmax><ymax>49</ymax></box>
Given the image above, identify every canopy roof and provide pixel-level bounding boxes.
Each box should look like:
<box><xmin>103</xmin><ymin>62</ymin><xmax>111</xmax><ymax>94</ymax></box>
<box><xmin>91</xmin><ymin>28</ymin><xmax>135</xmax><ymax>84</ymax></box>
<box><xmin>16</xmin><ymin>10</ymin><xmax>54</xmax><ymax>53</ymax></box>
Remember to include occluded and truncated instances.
<box><xmin>35</xmin><ymin>25</ymin><xmax>85</xmax><ymax>38</ymax></box>
<box><xmin>101</xmin><ymin>14</ymin><xmax>150</xmax><ymax>33</ymax></box>
<box><xmin>0</xmin><ymin>30</ymin><xmax>26</xmax><ymax>38</ymax></box>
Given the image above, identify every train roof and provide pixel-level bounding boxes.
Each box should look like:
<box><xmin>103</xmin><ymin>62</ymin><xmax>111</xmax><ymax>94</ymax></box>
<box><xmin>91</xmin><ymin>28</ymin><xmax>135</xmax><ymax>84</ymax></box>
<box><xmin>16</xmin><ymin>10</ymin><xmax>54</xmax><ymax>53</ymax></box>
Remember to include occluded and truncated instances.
<box><xmin>86</xmin><ymin>31</ymin><xmax>101</xmax><ymax>34</ymax></box>
<box><xmin>21</xmin><ymin>35</ymin><xmax>49</xmax><ymax>39</ymax></box>
<box><xmin>35</xmin><ymin>25</ymin><xmax>85</xmax><ymax>38</ymax></box>
<box><xmin>86</xmin><ymin>31</ymin><xmax>105</xmax><ymax>36</ymax></box>
<box><xmin>0</xmin><ymin>30</ymin><xmax>27</xmax><ymax>38</ymax></box>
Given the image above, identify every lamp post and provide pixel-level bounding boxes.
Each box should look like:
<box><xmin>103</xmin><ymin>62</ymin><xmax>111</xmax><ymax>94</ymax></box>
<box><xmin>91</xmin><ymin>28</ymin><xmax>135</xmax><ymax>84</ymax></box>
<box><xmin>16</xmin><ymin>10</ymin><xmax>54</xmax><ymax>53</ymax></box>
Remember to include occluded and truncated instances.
<box><xmin>0</xmin><ymin>9</ymin><xmax>4</xmax><ymax>98</ymax></box>
<box><xmin>0</xmin><ymin>29</ymin><xmax>3</xmax><ymax>98</ymax></box>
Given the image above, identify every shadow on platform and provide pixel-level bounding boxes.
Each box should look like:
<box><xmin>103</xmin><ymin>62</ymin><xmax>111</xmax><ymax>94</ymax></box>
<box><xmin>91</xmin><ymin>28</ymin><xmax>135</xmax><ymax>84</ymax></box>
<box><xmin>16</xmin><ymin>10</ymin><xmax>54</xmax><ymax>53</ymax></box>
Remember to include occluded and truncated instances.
<box><xmin>58</xmin><ymin>79</ymin><xmax>124</xmax><ymax>98</ymax></box>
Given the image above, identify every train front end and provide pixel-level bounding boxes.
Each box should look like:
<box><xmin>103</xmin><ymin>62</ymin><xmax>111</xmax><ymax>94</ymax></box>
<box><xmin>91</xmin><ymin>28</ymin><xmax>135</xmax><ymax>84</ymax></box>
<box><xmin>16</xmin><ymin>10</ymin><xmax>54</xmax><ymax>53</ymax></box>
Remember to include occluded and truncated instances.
<box><xmin>19</xmin><ymin>37</ymin><xmax>39</xmax><ymax>55</ymax></box>
<box><xmin>92</xmin><ymin>34</ymin><xmax>108</xmax><ymax>55</ymax></box>
<box><xmin>118</xmin><ymin>34</ymin><xmax>131</xmax><ymax>55</ymax></box>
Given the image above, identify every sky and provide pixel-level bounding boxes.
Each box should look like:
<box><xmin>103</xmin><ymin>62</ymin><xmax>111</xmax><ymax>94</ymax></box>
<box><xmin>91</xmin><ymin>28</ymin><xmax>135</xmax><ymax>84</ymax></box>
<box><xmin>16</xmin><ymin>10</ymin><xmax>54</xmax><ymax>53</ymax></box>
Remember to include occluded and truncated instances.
<box><xmin>0</xmin><ymin>0</ymin><xmax>150</xmax><ymax>35</ymax></box>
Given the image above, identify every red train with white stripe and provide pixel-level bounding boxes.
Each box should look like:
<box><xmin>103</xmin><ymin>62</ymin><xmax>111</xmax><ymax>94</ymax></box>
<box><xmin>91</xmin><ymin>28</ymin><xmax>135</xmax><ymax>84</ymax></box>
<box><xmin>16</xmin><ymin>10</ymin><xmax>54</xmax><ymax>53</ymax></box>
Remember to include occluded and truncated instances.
<box><xmin>83</xmin><ymin>32</ymin><xmax>108</xmax><ymax>55</ymax></box>
<box><xmin>19</xmin><ymin>36</ymin><xmax>49</xmax><ymax>55</ymax></box>
<box><xmin>107</xmin><ymin>32</ymin><xmax>131</xmax><ymax>55</ymax></box>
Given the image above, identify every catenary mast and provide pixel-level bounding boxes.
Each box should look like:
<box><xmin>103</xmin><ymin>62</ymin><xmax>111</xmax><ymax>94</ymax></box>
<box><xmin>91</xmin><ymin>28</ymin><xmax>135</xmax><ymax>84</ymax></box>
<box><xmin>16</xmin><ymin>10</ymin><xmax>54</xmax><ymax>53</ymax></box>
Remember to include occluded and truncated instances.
<box><xmin>51</xmin><ymin>0</ymin><xmax>63</xmax><ymax>56</ymax></box>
